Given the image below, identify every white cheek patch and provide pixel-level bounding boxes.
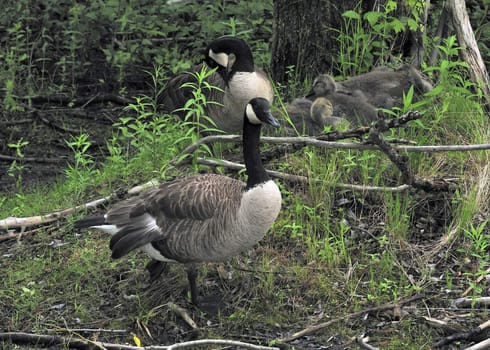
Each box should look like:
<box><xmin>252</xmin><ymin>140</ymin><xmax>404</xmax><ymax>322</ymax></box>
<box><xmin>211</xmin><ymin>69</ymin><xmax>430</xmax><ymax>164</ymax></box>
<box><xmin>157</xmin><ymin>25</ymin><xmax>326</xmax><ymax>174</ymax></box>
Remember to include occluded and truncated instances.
<box><xmin>246</xmin><ymin>104</ymin><xmax>262</xmax><ymax>124</ymax></box>
<box><xmin>209</xmin><ymin>49</ymin><xmax>229</xmax><ymax>68</ymax></box>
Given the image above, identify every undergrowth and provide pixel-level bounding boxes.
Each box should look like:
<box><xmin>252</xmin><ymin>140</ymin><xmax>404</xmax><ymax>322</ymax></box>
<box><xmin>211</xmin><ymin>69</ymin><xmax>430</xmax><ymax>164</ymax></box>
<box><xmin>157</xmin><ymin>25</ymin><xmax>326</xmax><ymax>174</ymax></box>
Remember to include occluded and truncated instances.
<box><xmin>1</xmin><ymin>1</ymin><xmax>489</xmax><ymax>349</ymax></box>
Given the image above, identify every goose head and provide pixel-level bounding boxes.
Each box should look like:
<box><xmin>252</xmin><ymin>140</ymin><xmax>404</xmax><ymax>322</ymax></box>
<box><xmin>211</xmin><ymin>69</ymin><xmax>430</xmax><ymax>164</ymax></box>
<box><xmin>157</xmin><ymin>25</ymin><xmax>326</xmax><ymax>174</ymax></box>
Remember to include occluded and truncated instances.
<box><xmin>306</xmin><ymin>74</ymin><xmax>337</xmax><ymax>98</ymax></box>
<box><xmin>205</xmin><ymin>37</ymin><xmax>255</xmax><ymax>82</ymax></box>
<box><xmin>245</xmin><ymin>97</ymin><xmax>280</xmax><ymax>128</ymax></box>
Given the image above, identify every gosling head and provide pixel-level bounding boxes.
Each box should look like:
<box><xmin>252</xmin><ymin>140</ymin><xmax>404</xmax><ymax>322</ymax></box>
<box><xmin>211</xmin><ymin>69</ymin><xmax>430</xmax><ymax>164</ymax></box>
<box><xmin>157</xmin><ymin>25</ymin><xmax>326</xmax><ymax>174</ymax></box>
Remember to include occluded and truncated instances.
<box><xmin>307</xmin><ymin>74</ymin><xmax>337</xmax><ymax>98</ymax></box>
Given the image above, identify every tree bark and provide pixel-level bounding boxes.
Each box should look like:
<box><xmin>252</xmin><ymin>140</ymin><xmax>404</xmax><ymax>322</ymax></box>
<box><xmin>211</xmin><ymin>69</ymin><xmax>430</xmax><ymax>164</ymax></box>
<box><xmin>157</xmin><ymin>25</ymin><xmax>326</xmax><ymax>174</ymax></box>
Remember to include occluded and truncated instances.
<box><xmin>270</xmin><ymin>0</ymin><xmax>366</xmax><ymax>85</ymax></box>
<box><xmin>447</xmin><ymin>0</ymin><xmax>490</xmax><ymax>112</ymax></box>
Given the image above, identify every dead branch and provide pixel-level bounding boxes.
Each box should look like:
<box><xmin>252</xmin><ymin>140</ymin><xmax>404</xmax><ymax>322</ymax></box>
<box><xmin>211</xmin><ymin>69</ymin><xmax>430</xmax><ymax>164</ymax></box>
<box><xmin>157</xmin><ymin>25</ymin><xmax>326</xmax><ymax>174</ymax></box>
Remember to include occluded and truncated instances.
<box><xmin>0</xmin><ymin>118</ymin><xmax>33</xmax><ymax>126</ymax></box>
<box><xmin>367</xmin><ymin>118</ymin><xmax>451</xmax><ymax>192</ymax></box>
<box><xmin>37</xmin><ymin>113</ymin><xmax>80</xmax><ymax>134</ymax></box>
<box><xmin>173</xmin><ymin>134</ymin><xmax>490</xmax><ymax>168</ymax></box>
<box><xmin>167</xmin><ymin>302</ymin><xmax>198</xmax><ymax>330</ymax></box>
<box><xmin>0</xmin><ymin>181</ymin><xmax>161</xmax><ymax>231</ymax></box>
<box><xmin>0</xmin><ymin>193</ymin><xmax>120</xmax><ymax>231</ymax></box>
<box><xmin>464</xmin><ymin>338</ymin><xmax>490</xmax><ymax>350</ymax></box>
<box><xmin>276</xmin><ymin>294</ymin><xmax>423</xmax><ymax>343</ymax></box>
<box><xmin>196</xmin><ymin>158</ymin><xmax>411</xmax><ymax>192</ymax></box>
<box><xmin>432</xmin><ymin>319</ymin><xmax>490</xmax><ymax>348</ymax></box>
<box><xmin>0</xmin><ymin>332</ymin><xmax>280</xmax><ymax>350</ymax></box>
<box><xmin>23</xmin><ymin>93</ymin><xmax>135</xmax><ymax>107</ymax></box>
<box><xmin>356</xmin><ymin>336</ymin><xmax>379</xmax><ymax>350</ymax></box>
<box><xmin>0</xmin><ymin>153</ymin><xmax>66</xmax><ymax>163</ymax></box>
<box><xmin>454</xmin><ymin>297</ymin><xmax>490</xmax><ymax>308</ymax></box>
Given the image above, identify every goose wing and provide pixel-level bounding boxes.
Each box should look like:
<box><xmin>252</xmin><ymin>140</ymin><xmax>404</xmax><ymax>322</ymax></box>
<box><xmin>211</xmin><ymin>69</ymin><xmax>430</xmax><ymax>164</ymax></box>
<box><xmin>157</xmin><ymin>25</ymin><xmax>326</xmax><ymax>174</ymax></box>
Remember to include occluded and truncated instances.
<box><xmin>108</xmin><ymin>174</ymin><xmax>244</xmax><ymax>259</ymax></box>
<box><xmin>148</xmin><ymin>173</ymin><xmax>244</xmax><ymax>221</ymax></box>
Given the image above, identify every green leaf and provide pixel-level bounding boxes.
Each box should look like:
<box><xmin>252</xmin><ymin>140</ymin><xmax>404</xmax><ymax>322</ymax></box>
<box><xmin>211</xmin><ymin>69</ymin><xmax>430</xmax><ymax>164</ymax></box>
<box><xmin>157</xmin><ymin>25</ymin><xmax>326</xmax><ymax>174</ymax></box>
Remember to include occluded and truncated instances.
<box><xmin>364</xmin><ymin>11</ymin><xmax>383</xmax><ymax>27</ymax></box>
<box><xmin>342</xmin><ymin>10</ymin><xmax>361</xmax><ymax>20</ymax></box>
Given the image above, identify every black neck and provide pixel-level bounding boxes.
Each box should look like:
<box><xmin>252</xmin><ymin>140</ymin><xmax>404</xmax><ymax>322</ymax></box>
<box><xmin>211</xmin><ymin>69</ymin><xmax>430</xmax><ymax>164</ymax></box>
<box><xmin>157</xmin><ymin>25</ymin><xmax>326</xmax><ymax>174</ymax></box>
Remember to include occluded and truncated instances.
<box><xmin>243</xmin><ymin>118</ymin><xmax>269</xmax><ymax>189</ymax></box>
<box><xmin>227</xmin><ymin>49</ymin><xmax>255</xmax><ymax>82</ymax></box>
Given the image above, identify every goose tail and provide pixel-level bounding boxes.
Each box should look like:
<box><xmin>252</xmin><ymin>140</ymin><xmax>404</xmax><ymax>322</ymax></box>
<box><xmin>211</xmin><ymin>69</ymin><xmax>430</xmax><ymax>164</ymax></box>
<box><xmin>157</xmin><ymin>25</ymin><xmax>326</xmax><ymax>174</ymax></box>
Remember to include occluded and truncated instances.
<box><xmin>74</xmin><ymin>215</ymin><xmax>106</xmax><ymax>229</ymax></box>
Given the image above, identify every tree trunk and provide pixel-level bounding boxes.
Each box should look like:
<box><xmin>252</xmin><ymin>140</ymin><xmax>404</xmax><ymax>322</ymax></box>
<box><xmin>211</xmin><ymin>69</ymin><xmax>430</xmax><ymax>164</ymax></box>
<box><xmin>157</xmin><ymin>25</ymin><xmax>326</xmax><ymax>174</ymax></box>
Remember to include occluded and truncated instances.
<box><xmin>447</xmin><ymin>0</ymin><xmax>490</xmax><ymax>112</ymax></box>
<box><xmin>270</xmin><ymin>0</ymin><xmax>366</xmax><ymax>85</ymax></box>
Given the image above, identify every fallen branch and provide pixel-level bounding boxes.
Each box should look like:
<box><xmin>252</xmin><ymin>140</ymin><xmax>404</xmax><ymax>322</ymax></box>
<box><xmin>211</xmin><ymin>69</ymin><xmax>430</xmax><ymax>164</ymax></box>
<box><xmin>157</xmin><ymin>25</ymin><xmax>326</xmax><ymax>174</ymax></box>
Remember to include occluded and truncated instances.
<box><xmin>196</xmin><ymin>158</ymin><xmax>412</xmax><ymax>192</ymax></box>
<box><xmin>276</xmin><ymin>294</ymin><xmax>422</xmax><ymax>343</ymax></box>
<box><xmin>0</xmin><ymin>332</ymin><xmax>279</xmax><ymax>350</ymax></box>
<box><xmin>433</xmin><ymin>319</ymin><xmax>490</xmax><ymax>348</ymax></box>
<box><xmin>0</xmin><ymin>153</ymin><xmax>66</xmax><ymax>163</ymax></box>
<box><xmin>23</xmin><ymin>93</ymin><xmax>135</xmax><ymax>107</ymax></box>
<box><xmin>0</xmin><ymin>193</ymin><xmax>119</xmax><ymax>230</ymax></box>
<box><xmin>172</xmin><ymin>134</ymin><xmax>490</xmax><ymax>167</ymax></box>
<box><xmin>356</xmin><ymin>336</ymin><xmax>379</xmax><ymax>350</ymax></box>
<box><xmin>454</xmin><ymin>297</ymin><xmax>490</xmax><ymax>308</ymax></box>
<box><xmin>367</xmin><ymin>118</ymin><xmax>451</xmax><ymax>192</ymax></box>
<box><xmin>464</xmin><ymin>338</ymin><xmax>490</xmax><ymax>350</ymax></box>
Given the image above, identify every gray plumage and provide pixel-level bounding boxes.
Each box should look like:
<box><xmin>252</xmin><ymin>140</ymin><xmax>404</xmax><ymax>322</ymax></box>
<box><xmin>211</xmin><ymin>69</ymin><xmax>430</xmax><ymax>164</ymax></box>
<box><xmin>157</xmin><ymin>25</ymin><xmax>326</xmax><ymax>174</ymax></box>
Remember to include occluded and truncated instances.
<box><xmin>158</xmin><ymin>37</ymin><xmax>274</xmax><ymax>133</ymax></box>
<box><xmin>75</xmin><ymin>97</ymin><xmax>282</xmax><ymax>306</ymax></box>
<box><xmin>336</xmin><ymin>64</ymin><xmax>433</xmax><ymax>109</ymax></box>
<box><xmin>285</xmin><ymin>97</ymin><xmax>344</xmax><ymax>135</ymax></box>
<box><xmin>309</xmin><ymin>74</ymin><xmax>379</xmax><ymax>125</ymax></box>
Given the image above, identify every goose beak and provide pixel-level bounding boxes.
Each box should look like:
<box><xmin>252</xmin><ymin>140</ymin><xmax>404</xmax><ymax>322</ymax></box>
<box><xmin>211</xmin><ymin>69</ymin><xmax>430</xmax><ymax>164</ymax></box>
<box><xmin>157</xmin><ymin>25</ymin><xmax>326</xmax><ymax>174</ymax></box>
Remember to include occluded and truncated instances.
<box><xmin>263</xmin><ymin>111</ymin><xmax>280</xmax><ymax>128</ymax></box>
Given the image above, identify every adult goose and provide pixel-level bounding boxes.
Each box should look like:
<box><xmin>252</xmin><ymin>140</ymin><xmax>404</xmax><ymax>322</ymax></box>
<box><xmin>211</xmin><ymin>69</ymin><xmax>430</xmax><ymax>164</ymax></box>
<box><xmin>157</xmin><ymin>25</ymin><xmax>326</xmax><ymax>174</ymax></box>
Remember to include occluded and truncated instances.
<box><xmin>307</xmin><ymin>74</ymin><xmax>378</xmax><ymax>126</ymax></box>
<box><xmin>75</xmin><ymin>97</ymin><xmax>282</xmax><ymax>306</ymax></box>
<box><xmin>159</xmin><ymin>37</ymin><xmax>274</xmax><ymax>133</ymax></box>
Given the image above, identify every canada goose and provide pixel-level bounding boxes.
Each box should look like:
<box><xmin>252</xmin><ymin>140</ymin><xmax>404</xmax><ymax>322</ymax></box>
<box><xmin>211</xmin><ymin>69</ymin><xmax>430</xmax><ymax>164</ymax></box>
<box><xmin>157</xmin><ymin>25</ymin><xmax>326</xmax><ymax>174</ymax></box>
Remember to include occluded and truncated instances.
<box><xmin>75</xmin><ymin>98</ymin><xmax>282</xmax><ymax>306</ymax></box>
<box><xmin>159</xmin><ymin>37</ymin><xmax>274</xmax><ymax>133</ymax></box>
<box><xmin>336</xmin><ymin>65</ymin><xmax>433</xmax><ymax>109</ymax></box>
<box><xmin>285</xmin><ymin>97</ymin><xmax>344</xmax><ymax>135</ymax></box>
<box><xmin>308</xmin><ymin>74</ymin><xmax>379</xmax><ymax>125</ymax></box>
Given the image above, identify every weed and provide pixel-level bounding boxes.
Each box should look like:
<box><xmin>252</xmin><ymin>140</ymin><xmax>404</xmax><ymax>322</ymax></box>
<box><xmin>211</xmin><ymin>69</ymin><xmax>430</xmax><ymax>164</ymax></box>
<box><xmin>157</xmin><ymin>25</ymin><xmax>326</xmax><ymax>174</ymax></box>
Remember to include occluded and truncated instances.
<box><xmin>7</xmin><ymin>138</ymin><xmax>29</xmax><ymax>191</ymax></box>
<box><xmin>462</xmin><ymin>220</ymin><xmax>489</xmax><ymax>260</ymax></box>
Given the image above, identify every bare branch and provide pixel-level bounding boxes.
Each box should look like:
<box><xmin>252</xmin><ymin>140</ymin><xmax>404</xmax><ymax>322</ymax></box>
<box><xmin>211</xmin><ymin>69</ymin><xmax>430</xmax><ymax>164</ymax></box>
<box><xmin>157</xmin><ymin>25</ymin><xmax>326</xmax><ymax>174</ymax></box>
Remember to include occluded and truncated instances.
<box><xmin>433</xmin><ymin>319</ymin><xmax>490</xmax><ymax>348</ymax></box>
<box><xmin>276</xmin><ymin>294</ymin><xmax>422</xmax><ymax>343</ymax></box>
<box><xmin>0</xmin><ymin>154</ymin><xmax>66</xmax><ymax>163</ymax></box>
<box><xmin>0</xmin><ymin>332</ymin><xmax>280</xmax><ymax>350</ymax></box>
<box><xmin>196</xmin><ymin>158</ymin><xmax>411</xmax><ymax>192</ymax></box>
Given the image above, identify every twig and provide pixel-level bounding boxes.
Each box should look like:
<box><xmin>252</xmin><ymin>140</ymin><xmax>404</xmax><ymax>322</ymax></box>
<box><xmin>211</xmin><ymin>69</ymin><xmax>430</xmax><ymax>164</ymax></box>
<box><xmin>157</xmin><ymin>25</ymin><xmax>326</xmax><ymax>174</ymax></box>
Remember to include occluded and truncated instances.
<box><xmin>172</xmin><ymin>135</ymin><xmax>490</xmax><ymax>167</ymax></box>
<box><xmin>167</xmin><ymin>302</ymin><xmax>198</xmax><ymax>330</ymax></box>
<box><xmin>195</xmin><ymin>158</ymin><xmax>411</xmax><ymax>192</ymax></box>
<box><xmin>38</xmin><ymin>114</ymin><xmax>80</xmax><ymax>134</ymax></box>
<box><xmin>463</xmin><ymin>338</ymin><xmax>490</xmax><ymax>350</ymax></box>
<box><xmin>23</xmin><ymin>93</ymin><xmax>135</xmax><ymax>106</ymax></box>
<box><xmin>0</xmin><ymin>153</ymin><xmax>66</xmax><ymax>163</ymax></box>
<box><xmin>356</xmin><ymin>336</ymin><xmax>379</xmax><ymax>350</ymax></box>
<box><xmin>433</xmin><ymin>319</ymin><xmax>490</xmax><ymax>348</ymax></box>
<box><xmin>1</xmin><ymin>118</ymin><xmax>33</xmax><ymax>126</ymax></box>
<box><xmin>454</xmin><ymin>297</ymin><xmax>490</xmax><ymax>308</ymax></box>
<box><xmin>367</xmin><ymin>118</ymin><xmax>451</xmax><ymax>192</ymax></box>
<box><xmin>0</xmin><ymin>332</ymin><xmax>280</xmax><ymax>350</ymax></box>
<box><xmin>0</xmin><ymin>193</ymin><xmax>119</xmax><ymax>230</ymax></box>
<box><xmin>276</xmin><ymin>294</ymin><xmax>423</xmax><ymax>343</ymax></box>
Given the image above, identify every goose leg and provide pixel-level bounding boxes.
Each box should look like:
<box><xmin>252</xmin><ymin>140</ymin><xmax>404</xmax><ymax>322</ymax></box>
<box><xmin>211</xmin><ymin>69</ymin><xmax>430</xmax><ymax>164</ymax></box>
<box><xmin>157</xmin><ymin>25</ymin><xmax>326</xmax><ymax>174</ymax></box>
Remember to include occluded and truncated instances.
<box><xmin>186</xmin><ymin>266</ymin><xmax>199</xmax><ymax>305</ymax></box>
<box><xmin>146</xmin><ymin>260</ymin><xmax>168</xmax><ymax>283</ymax></box>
